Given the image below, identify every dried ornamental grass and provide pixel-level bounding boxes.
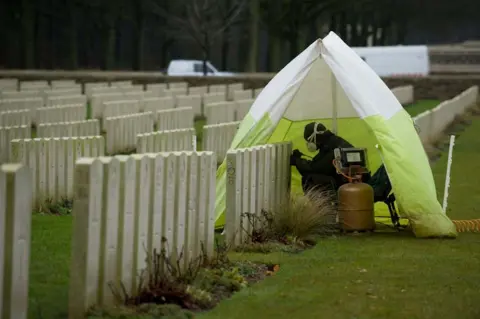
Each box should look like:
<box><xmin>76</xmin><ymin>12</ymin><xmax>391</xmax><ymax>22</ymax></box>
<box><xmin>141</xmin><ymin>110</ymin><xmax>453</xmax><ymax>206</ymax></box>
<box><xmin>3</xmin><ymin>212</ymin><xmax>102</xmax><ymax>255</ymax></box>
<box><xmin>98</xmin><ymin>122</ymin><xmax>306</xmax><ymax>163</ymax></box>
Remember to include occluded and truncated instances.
<box><xmin>272</xmin><ymin>188</ymin><xmax>337</xmax><ymax>244</ymax></box>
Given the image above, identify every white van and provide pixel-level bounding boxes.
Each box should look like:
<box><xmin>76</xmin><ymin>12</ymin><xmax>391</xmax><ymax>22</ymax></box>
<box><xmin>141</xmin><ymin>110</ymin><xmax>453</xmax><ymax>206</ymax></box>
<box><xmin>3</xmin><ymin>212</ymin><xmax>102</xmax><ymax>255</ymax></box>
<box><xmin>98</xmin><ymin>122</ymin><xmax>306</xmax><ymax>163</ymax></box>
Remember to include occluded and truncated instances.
<box><xmin>166</xmin><ymin>60</ymin><xmax>235</xmax><ymax>76</ymax></box>
<box><xmin>351</xmin><ymin>45</ymin><xmax>430</xmax><ymax>77</ymax></box>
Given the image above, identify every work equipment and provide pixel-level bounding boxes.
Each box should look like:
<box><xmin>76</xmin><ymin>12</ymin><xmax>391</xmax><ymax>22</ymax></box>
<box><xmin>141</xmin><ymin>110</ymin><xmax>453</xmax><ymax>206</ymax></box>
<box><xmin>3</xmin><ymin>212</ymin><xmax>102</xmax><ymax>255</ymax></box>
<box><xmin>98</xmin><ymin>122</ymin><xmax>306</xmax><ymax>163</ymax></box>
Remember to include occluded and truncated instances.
<box><xmin>334</xmin><ymin>148</ymin><xmax>376</xmax><ymax>231</ymax></box>
<box><xmin>367</xmin><ymin>164</ymin><xmax>402</xmax><ymax>228</ymax></box>
<box><xmin>334</xmin><ymin>147</ymin><xmax>403</xmax><ymax>229</ymax></box>
<box><xmin>333</xmin><ymin>148</ymin><xmax>369</xmax><ymax>178</ymax></box>
<box><xmin>338</xmin><ymin>182</ymin><xmax>375</xmax><ymax>231</ymax></box>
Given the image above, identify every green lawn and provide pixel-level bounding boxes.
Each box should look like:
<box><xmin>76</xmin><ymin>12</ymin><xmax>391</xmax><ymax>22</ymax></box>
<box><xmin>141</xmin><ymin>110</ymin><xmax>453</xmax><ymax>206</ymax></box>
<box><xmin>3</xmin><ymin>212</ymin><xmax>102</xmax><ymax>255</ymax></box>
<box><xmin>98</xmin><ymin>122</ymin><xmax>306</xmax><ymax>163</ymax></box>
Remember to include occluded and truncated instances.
<box><xmin>195</xmin><ymin>117</ymin><xmax>206</xmax><ymax>151</ymax></box>
<box><xmin>29</xmin><ymin>215</ymin><xmax>72</xmax><ymax>319</ymax></box>
<box><xmin>405</xmin><ymin>100</ymin><xmax>440</xmax><ymax>117</ymax></box>
<box><xmin>27</xmin><ymin>102</ymin><xmax>480</xmax><ymax>319</ymax></box>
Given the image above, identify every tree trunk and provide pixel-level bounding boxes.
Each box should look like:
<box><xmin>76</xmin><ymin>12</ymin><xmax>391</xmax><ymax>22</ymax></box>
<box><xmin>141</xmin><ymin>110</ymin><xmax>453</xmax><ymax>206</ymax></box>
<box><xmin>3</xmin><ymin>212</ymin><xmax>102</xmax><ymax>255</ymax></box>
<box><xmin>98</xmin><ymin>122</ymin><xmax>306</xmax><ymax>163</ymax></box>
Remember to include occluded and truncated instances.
<box><xmin>297</xmin><ymin>26</ymin><xmax>308</xmax><ymax>53</ymax></box>
<box><xmin>357</xmin><ymin>15</ymin><xmax>369</xmax><ymax>46</ymax></box>
<box><xmin>105</xmin><ymin>14</ymin><xmax>116</xmax><ymax>70</ymax></box>
<box><xmin>370</xmin><ymin>14</ymin><xmax>379</xmax><ymax>46</ymax></box>
<box><xmin>220</xmin><ymin>0</ymin><xmax>232</xmax><ymax>71</ymax></box>
<box><xmin>329</xmin><ymin>13</ymin><xmax>337</xmax><ymax>34</ymax></box>
<box><xmin>1</xmin><ymin>2</ymin><xmax>22</xmax><ymax>68</ymax></box>
<box><xmin>315</xmin><ymin>17</ymin><xmax>326</xmax><ymax>38</ymax></box>
<box><xmin>288</xmin><ymin>31</ymin><xmax>297</xmax><ymax>60</ymax></box>
<box><xmin>69</xmin><ymin>1</ymin><xmax>78</xmax><ymax>69</ymax></box>
<box><xmin>247</xmin><ymin>0</ymin><xmax>260</xmax><ymax>72</ymax></box>
<box><xmin>371</xmin><ymin>24</ymin><xmax>378</xmax><ymax>46</ymax></box>
<box><xmin>133</xmin><ymin>0</ymin><xmax>145</xmax><ymax>70</ymax></box>
<box><xmin>267</xmin><ymin>0</ymin><xmax>283</xmax><ymax>71</ymax></box>
<box><xmin>21</xmin><ymin>0</ymin><xmax>35</xmax><ymax>68</ymax></box>
<box><xmin>35</xmin><ymin>9</ymin><xmax>52</xmax><ymax>69</ymax></box>
<box><xmin>220</xmin><ymin>30</ymin><xmax>229</xmax><ymax>71</ymax></box>
<box><xmin>49</xmin><ymin>10</ymin><xmax>55</xmax><ymax>69</ymax></box>
<box><xmin>268</xmin><ymin>35</ymin><xmax>282</xmax><ymax>72</ymax></box>
<box><xmin>396</xmin><ymin>19</ymin><xmax>407</xmax><ymax>44</ymax></box>
<box><xmin>202</xmin><ymin>34</ymin><xmax>210</xmax><ymax>76</ymax></box>
<box><xmin>161</xmin><ymin>38</ymin><xmax>175</xmax><ymax>69</ymax></box>
<box><xmin>349</xmin><ymin>13</ymin><xmax>358</xmax><ymax>46</ymax></box>
<box><xmin>338</xmin><ymin>11</ymin><xmax>347</xmax><ymax>41</ymax></box>
<box><xmin>378</xmin><ymin>19</ymin><xmax>390</xmax><ymax>45</ymax></box>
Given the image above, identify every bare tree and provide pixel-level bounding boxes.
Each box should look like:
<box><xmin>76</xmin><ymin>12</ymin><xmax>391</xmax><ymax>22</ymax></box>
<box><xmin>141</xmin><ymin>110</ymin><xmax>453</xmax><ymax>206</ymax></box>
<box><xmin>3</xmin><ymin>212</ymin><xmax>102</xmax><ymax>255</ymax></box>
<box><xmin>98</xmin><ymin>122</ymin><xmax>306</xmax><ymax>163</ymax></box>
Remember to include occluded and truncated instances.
<box><xmin>148</xmin><ymin>0</ymin><xmax>247</xmax><ymax>75</ymax></box>
<box><xmin>247</xmin><ymin>0</ymin><xmax>261</xmax><ymax>72</ymax></box>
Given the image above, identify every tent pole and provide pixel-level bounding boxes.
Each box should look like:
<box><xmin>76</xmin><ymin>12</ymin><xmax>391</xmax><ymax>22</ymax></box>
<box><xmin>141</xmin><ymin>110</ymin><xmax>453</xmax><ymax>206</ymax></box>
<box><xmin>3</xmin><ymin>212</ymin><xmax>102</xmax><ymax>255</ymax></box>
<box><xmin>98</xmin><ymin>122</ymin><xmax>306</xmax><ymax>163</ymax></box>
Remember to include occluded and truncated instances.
<box><xmin>442</xmin><ymin>135</ymin><xmax>456</xmax><ymax>214</ymax></box>
<box><xmin>331</xmin><ymin>72</ymin><xmax>338</xmax><ymax>134</ymax></box>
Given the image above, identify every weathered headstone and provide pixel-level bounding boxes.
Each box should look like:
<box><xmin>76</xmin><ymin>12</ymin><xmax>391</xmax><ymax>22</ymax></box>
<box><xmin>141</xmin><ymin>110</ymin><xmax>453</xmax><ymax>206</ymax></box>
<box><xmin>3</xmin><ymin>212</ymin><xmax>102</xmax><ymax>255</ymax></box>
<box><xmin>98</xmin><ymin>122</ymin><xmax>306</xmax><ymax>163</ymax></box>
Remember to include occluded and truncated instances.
<box><xmin>0</xmin><ymin>163</ymin><xmax>32</xmax><ymax>319</ymax></box>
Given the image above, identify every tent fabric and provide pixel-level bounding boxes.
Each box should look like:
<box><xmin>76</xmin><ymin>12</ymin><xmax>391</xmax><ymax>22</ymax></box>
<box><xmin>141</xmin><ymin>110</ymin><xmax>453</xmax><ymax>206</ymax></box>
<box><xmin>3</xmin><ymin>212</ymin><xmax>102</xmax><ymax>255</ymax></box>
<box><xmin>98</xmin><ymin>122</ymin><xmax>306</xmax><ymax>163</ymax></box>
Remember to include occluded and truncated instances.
<box><xmin>214</xmin><ymin>31</ymin><xmax>457</xmax><ymax>238</ymax></box>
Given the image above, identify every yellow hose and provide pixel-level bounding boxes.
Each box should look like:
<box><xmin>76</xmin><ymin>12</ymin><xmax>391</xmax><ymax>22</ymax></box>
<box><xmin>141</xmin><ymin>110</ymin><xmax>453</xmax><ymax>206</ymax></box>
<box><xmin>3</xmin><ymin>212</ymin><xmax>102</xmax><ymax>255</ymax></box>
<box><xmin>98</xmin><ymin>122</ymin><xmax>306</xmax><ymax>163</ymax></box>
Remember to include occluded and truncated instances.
<box><xmin>452</xmin><ymin>219</ymin><xmax>480</xmax><ymax>233</ymax></box>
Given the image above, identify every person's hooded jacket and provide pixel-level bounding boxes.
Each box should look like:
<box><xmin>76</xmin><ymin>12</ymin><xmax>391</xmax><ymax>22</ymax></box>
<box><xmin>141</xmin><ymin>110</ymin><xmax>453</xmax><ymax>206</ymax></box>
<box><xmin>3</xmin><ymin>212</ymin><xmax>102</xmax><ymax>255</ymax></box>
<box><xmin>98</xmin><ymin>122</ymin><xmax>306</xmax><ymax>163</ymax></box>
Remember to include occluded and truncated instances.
<box><xmin>292</xmin><ymin>122</ymin><xmax>354</xmax><ymax>185</ymax></box>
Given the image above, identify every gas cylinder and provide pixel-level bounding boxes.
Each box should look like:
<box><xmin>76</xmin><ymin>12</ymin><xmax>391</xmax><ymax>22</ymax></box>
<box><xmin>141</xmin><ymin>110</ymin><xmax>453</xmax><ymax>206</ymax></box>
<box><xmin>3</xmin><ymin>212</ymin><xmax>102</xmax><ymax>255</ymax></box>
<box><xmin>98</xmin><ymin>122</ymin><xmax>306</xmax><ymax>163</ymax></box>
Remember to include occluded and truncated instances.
<box><xmin>337</xmin><ymin>181</ymin><xmax>375</xmax><ymax>231</ymax></box>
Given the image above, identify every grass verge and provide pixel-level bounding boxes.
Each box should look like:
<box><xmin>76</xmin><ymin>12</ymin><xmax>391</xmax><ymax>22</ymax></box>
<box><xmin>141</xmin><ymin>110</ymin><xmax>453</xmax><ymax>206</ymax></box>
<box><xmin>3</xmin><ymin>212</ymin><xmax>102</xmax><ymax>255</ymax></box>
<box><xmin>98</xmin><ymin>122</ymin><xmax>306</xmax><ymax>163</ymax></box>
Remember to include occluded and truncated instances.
<box><xmin>404</xmin><ymin>99</ymin><xmax>439</xmax><ymax>117</ymax></box>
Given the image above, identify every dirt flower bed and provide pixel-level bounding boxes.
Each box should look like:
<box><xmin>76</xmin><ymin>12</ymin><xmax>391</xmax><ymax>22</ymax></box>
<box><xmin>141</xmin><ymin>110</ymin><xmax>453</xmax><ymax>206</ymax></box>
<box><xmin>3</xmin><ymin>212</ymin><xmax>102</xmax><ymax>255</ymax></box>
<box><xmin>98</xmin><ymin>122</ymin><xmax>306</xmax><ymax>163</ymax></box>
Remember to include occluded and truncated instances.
<box><xmin>87</xmin><ymin>241</ymin><xmax>280</xmax><ymax>319</ymax></box>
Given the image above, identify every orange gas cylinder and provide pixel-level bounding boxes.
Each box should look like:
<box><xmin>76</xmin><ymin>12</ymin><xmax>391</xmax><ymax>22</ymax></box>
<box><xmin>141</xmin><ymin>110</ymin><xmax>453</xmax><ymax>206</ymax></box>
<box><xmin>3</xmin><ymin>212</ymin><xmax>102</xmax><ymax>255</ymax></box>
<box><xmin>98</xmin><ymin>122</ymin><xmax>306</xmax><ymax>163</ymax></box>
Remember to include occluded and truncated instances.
<box><xmin>337</xmin><ymin>181</ymin><xmax>375</xmax><ymax>231</ymax></box>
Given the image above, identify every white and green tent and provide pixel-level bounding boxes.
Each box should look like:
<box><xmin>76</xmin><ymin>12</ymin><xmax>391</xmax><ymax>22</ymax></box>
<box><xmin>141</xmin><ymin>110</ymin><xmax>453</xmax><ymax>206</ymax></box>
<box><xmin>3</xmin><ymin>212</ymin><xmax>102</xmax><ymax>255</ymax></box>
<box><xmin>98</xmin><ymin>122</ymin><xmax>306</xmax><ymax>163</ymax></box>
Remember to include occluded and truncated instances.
<box><xmin>214</xmin><ymin>31</ymin><xmax>457</xmax><ymax>238</ymax></box>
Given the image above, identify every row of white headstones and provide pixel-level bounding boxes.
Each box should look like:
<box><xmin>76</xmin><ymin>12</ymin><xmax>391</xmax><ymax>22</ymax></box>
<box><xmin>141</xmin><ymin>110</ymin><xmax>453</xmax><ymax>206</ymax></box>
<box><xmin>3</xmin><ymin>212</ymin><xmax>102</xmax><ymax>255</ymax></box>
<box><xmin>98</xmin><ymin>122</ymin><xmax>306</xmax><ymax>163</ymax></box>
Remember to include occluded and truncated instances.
<box><xmin>0</xmin><ymin>78</ymin><xmax>276</xmax><ymax>319</ymax></box>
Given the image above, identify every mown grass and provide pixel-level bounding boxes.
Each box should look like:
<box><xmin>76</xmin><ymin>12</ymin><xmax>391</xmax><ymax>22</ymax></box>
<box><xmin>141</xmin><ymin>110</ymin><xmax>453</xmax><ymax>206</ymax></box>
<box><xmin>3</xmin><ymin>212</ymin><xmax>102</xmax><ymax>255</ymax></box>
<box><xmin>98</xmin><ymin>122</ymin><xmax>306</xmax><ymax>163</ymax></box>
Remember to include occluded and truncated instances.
<box><xmin>195</xmin><ymin>117</ymin><xmax>206</xmax><ymax>151</ymax></box>
<box><xmin>29</xmin><ymin>215</ymin><xmax>72</xmax><ymax>319</ymax></box>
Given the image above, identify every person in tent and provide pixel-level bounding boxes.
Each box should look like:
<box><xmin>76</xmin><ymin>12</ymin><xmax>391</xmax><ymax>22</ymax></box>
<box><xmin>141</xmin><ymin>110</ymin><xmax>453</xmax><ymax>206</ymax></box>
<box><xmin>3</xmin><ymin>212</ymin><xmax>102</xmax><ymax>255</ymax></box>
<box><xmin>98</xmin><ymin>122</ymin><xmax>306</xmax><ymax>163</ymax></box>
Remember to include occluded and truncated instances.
<box><xmin>290</xmin><ymin>122</ymin><xmax>354</xmax><ymax>193</ymax></box>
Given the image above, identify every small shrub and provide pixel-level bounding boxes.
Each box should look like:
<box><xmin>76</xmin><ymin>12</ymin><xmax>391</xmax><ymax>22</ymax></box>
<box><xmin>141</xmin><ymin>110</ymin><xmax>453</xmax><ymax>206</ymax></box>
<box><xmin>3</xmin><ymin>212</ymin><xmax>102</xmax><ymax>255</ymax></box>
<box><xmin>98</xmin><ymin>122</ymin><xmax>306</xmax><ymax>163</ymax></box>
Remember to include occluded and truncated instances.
<box><xmin>208</xmin><ymin>237</ymin><xmax>231</xmax><ymax>268</ymax></box>
<box><xmin>194</xmin><ymin>266</ymin><xmax>247</xmax><ymax>294</ymax></box>
<box><xmin>34</xmin><ymin>198</ymin><xmax>73</xmax><ymax>215</ymax></box>
<box><xmin>239</xmin><ymin>188</ymin><xmax>336</xmax><ymax>249</ymax></box>
<box><xmin>109</xmin><ymin>245</ymin><xmax>207</xmax><ymax>311</ymax></box>
<box><xmin>273</xmin><ymin>188</ymin><xmax>337</xmax><ymax>244</ymax></box>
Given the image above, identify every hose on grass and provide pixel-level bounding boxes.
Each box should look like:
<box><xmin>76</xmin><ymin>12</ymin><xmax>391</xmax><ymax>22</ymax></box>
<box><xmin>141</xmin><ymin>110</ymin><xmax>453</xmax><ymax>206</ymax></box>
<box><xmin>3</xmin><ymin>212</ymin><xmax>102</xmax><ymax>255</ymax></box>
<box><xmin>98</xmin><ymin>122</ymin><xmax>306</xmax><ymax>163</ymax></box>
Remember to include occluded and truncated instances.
<box><xmin>377</xmin><ymin>219</ymin><xmax>480</xmax><ymax>233</ymax></box>
<box><xmin>452</xmin><ymin>219</ymin><xmax>480</xmax><ymax>233</ymax></box>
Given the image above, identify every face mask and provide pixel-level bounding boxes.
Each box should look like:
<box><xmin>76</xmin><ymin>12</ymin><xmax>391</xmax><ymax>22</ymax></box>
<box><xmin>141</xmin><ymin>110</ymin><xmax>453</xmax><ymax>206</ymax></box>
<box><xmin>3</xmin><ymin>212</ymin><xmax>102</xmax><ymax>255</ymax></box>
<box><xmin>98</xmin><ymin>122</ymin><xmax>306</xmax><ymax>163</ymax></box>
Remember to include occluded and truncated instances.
<box><xmin>306</xmin><ymin>123</ymin><xmax>325</xmax><ymax>153</ymax></box>
<box><xmin>306</xmin><ymin>141</ymin><xmax>318</xmax><ymax>152</ymax></box>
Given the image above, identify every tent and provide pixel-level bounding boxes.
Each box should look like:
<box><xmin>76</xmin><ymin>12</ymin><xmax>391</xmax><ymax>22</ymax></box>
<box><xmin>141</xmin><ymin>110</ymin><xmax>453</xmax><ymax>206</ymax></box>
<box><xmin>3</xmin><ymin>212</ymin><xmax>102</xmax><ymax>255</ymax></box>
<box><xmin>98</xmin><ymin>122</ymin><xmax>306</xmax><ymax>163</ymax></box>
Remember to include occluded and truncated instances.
<box><xmin>214</xmin><ymin>31</ymin><xmax>457</xmax><ymax>238</ymax></box>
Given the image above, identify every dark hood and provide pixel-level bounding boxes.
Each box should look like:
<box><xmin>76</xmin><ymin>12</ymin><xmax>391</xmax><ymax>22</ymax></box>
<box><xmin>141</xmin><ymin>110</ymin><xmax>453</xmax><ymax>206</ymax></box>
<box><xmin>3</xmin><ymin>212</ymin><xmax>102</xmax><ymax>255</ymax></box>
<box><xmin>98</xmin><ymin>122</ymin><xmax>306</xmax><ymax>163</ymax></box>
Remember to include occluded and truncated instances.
<box><xmin>304</xmin><ymin>122</ymin><xmax>333</xmax><ymax>146</ymax></box>
<box><xmin>304</xmin><ymin>122</ymin><xmax>352</xmax><ymax>152</ymax></box>
<box><xmin>304</xmin><ymin>122</ymin><xmax>327</xmax><ymax>140</ymax></box>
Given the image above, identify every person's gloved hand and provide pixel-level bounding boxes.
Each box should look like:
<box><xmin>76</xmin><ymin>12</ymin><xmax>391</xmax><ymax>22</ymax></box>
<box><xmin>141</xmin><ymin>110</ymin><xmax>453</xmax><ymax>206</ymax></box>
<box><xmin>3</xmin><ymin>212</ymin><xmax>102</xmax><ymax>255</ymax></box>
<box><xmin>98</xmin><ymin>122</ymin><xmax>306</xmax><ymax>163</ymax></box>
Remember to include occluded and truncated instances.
<box><xmin>292</xmin><ymin>149</ymin><xmax>303</xmax><ymax>158</ymax></box>
<box><xmin>290</xmin><ymin>149</ymin><xmax>303</xmax><ymax>165</ymax></box>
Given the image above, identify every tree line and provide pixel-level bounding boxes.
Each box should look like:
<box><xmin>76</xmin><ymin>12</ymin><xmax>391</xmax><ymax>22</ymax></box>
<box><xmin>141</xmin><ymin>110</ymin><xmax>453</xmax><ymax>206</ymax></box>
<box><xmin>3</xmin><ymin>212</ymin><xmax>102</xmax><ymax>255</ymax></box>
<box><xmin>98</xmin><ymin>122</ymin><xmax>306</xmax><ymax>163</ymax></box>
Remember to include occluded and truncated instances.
<box><xmin>0</xmin><ymin>0</ymin><xmax>477</xmax><ymax>72</ymax></box>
